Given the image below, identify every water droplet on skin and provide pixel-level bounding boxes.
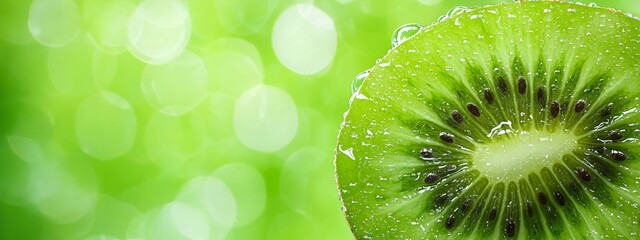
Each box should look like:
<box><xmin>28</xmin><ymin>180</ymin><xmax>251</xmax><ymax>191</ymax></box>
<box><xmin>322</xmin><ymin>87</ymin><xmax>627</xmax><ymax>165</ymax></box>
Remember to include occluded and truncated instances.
<box><xmin>437</xmin><ymin>15</ymin><xmax>448</xmax><ymax>23</ymax></box>
<box><xmin>391</xmin><ymin>23</ymin><xmax>423</xmax><ymax>47</ymax></box>
<box><xmin>487</xmin><ymin>121</ymin><xmax>514</xmax><ymax>138</ymax></box>
<box><xmin>446</xmin><ymin>6</ymin><xmax>470</xmax><ymax>17</ymax></box>
<box><xmin>351</xmin><ymin>70</ymin><xmax>370</xmax><ymax>93</ymax></box>
<box><xmin>339</xmin><ymin>145</ymin><xmax>356</xmax><ymax>160</ymax></box>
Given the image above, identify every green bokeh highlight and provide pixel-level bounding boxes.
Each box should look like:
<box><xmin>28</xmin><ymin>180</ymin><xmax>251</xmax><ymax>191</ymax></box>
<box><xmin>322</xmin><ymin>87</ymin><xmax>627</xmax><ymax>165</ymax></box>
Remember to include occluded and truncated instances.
<box><xmin>0</xmin><ymin>0</ymin><xmax>638</xmax><ymax>239</ymax></box>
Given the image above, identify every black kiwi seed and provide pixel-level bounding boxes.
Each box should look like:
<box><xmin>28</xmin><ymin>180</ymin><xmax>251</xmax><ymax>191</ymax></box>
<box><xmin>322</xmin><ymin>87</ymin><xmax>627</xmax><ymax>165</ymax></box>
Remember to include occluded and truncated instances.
<box><xmin>505</xmin><ymin>217</ymin><xmax>516</xmax><ymax>238</ymax></box>
<box><xmin>460</xmin><ymin>198</ymin><xmax>472</xmax><ymax>213</ymax></box>
<box><xmin>518</xmin><ymin>77</ymin><xmax>527</xmax><ymax>95</ymax></box>
<box><xmin>525</xmin><ymin>200</ymin><xmax>533</xmax><ymax>217</ymax></box>
<box><xmin>420</xmin><ymin>148</ymin><xmax>433</xmax><ymax>159</ymax></box>
<box><xmin>599</xmin><ymin>105</ymin><xmax>612</xmax><ymax>117</ymax></box>
<box><xmin>607</xmin><ymin>130</ymin><xmax>623</xmax><ymax>141</ymax></box>
<box><xmin>538</xmin><ymin>192</ymin><xmax>547</xmax><ymax>205</ymax></box>
<box><xmin>550</xmin><ymin>101</ymin><xmax>559</xmax><ymax>118</ymax></box>
<box><xmin>577</xmin><ymin>168</ymin><xmax>591</xmax><ymax>181</ymax></box>
<box><xmin>445</xmin><ymin>215</ymin><xmax>455</xmax><ymax>229</ymax></box>
<box><xmin>553</xmin><ymin>191</ymin><xmax>565</xmax><ymax>206</ymax></box>
<box><xmin>536</xmin><ymin>86</ymin><xmax>546</xmax><ymax>106</ymax></box>
<box><xmin>484</xmin><ymin>88</ymin><xmax>494</xmax><ymax>104</ymax></box>
<box><xmin>424</xmin><ymin>173</ymin><xmax>438</xmax><ymax>184</ymax></box>
<box><xmin>451</xmin><ymin>110</ymin><xmax>463</xmax><ymax>123</ymax></box>
<box><xmin>467</xmin><ymin>103</ymin><xmax>481</xmax><ymax>117</ymax></box>
<box><xmin>435</xmin><ymin>194</ymin><xmax>449</xmax><ymax>206</ymax></box>
<box><xmin>574</xmin><ymin>99</ymin><xmax>586</xmax><ymax>113</ymax></box>
<box><xmin>611</xmin><ymin>150</ymin><xmax>627</xmax><ymax>161</ymax></box>
<box><xmin>439</xmin><ymin>132</ymin><xmax>454</xmax><ymax>143</ymax></box>
<box><xmin>497</xmin><ymin>76</ymin><xmax>508</xmax><ymax>94</ymax></box>
<box><xmin>489</xmin><ymin>207</ymin><xmax>497</xmax><ymax>220</ymax></box>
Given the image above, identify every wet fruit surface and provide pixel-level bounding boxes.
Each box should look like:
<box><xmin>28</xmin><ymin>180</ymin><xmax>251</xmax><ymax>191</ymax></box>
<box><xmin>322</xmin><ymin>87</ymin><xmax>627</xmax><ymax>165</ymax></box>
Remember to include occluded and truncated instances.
<box><xmin>336</xmin><ymin>2</ymin><xmax>640</xmax><ymax>239</ymax></box>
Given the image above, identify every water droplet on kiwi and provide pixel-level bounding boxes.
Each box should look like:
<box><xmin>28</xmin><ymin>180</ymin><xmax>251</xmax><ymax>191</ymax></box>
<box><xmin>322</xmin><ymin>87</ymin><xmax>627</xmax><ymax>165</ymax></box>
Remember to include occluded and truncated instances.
<box><xmin>487</xmin><ymin>121</ymin><xmax>514</xmax><ymax>138</ymax></box>
<box><xmin>351</xmin><ymin>70</ymin><xmax>370</xmax><ymax>93</ymax></box>
<box><xmin>436</xmin><ymin>15</ymin><xmax>448</xmax><ymax>23</ymax></box>
<box><xmin>446</xmin><ymin>6</ymin><xmax>471</xmax><ymax>17</ymax></box>
<box><xmin>391</xmin><ymin>23</ymin><xmax>423</xmax><ymax>48</ymax></box>
<box><xmin>339</xmin><ymin>145</ymin><xmax>356</xmax><ymax>160</ymax></box>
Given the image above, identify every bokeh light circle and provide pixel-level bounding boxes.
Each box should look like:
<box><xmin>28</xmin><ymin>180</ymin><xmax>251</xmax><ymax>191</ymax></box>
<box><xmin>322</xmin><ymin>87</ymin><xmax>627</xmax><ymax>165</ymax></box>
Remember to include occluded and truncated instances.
<box><xmin>76</xmin><ymin>91</ymin><xmax>137</xmax><ymax>160</ymax></box>
<box><xmin>279</xmin><ymin>148</ymin><xmax>325</xmax><ymax>211</ymax></box>
<box><xmin>144</xmin><ymin>111</ymin><xmax>207</xmax><ymax>170</ymax></box>
<box><xmin>127</xmin><ymin>0</ymin><xmax>191</xmax><ymax>64</ymax></box>
<box><xmin>142</xmin><ymin>201</ymin><xmax>211</xmax><ymax>240</ymax></box>
<box><xmin>204</xmin><ymin>38</ymin><xmax>263</xmax><ymax>97</ymax></box>
<box><xmin>28</xmin><ymin>0</ymin><xmax>81</xmax><ymax>47</ymax></box>
<box><xmin>233</xmin><ymin>85</ymin><xmax>298</xmax><ymax>152</ymax></box>
<box><xmin>28</xmin><ymin>160</ymin><xmax>96</xmax><ymax>224</ymax></box>
<box><xmin>141</xmin><ymin>50</ymin><xmax>208</xmax><ymax>116</ymax></box>
<box><xmin>272</xmin><ymin>4</ymin><xmax>337</xmax><ymax>75</ymax></box>
<box><xmin>48</xmin><ymin>37</ymin><xmax>118</xmax><ymax>95</ymax></box>
<box><xmin>214</xmin><ymin>0</ymin><xmax>278</xmax><ymax>35</ymax></box>
<box><xmin>172</xmin><ymin>202</ymin><xmax>213</xmax><ymax>240</ymax></box>
<box><xmin>175</xmin><ymin>175</ymin><xmax>236</xmax><ymax>240</ymax></box>
<box><xmin>7</xmin><ymin>135</ymin><xmax>43</xmax><ymax>163</ymax></box>
<box><xmin>418</xmin><ymin>0</ymin><xmax>444</xmax><ymax>6</ymax></box>
<box><xmin>212</xmin><ymin>163</ymin><xmax>266</xmax><ymax>226</ymax></box>
<box><xmin>86</xmin><ymin>0</ymin><xmax>136</xmax><ymax>55</ymax></box>
<box><xmin>92</xmin><ymin>194</ymin><xmax>140</xmax><ymax>238</ymax></box>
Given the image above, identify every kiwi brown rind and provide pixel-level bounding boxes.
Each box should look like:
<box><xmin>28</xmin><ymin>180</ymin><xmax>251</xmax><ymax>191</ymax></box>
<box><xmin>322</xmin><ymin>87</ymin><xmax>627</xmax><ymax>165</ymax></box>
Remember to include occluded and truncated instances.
<box><xmin>336</xmin><ymin>1</ymin><xmax>640</xmax><ymax>239</ymax></box>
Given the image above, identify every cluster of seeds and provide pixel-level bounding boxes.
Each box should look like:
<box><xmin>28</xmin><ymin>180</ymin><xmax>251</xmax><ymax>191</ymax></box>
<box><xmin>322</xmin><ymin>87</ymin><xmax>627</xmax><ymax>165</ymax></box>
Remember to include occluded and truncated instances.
<box><xmin>411</xmin><ymin>72</ymin><xmax>634</xmax><ymax>237</ymax></box>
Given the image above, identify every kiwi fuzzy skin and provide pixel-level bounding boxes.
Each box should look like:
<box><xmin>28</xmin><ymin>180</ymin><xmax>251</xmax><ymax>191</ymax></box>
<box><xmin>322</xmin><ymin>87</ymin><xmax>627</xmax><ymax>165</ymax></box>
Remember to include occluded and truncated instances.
<box><xmin>336</xmin><ymin>1</ymin><xmax>640</xmax><ymax>239</ymax></box>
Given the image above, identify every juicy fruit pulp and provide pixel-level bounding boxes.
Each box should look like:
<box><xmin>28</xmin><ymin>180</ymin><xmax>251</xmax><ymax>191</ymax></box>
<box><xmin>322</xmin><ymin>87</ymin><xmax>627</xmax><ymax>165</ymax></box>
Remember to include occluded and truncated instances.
<box><xmin>335</xmin><ymin>1</ymin><xmax>640</xmax><ymax>239</ymax></box>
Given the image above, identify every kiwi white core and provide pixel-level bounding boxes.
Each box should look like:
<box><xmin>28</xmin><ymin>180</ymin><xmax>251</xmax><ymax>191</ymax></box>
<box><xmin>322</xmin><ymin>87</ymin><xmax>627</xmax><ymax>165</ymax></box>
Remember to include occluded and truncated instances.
<box><xmin>472</xmin><ymin>129</ymin><xmax>578</xmax><ymax>183</ymax></box>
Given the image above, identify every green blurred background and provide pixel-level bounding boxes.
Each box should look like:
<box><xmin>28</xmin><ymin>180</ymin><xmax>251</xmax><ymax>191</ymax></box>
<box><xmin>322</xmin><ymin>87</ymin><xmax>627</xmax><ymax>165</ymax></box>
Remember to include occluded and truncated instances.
<box><xmin>0</xmin><ymin>0</ymin><xmax>638</xmax><ymax>239</ymax></box>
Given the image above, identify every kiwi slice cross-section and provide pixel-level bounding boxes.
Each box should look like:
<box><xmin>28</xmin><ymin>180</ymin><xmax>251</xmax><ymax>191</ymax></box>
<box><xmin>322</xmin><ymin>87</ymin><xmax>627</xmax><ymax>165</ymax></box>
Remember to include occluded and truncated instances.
<box><xmin>335</xmin><ymin>1</ymin><xmax>640</xmax><ymax>239</ymax></box>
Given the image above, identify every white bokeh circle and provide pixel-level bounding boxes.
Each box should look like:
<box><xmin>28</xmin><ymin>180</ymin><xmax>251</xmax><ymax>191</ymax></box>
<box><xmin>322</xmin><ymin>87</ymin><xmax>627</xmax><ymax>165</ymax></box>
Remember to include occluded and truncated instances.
<box><xmin>272</xmin><ymin>4</ymin><xmax>337</xmax><ymax>75</ymax></box>
<box><xmin>127</xmin><ymin>0</ymin><xmax>191</xmax><ymax>64</ymax></box>
<box><xmin>141</xmin><ymin>50</ymin><xmax>208</xmax><ymax>116</ymax></box>
<box><xmin>212</xmin><ymin>163</ymin><xmax>266</xmax><ymax>226</ymax></box>
<box><xmin>233</xmin><ymin>85</ymin><xmax>298</xmax><ymax>152</ymax></box>
<box><xmin>28</xmin><ymin>0</ymin><xmax>81</xmax><ymax>47</ymax></box>
<box><xmin>76</xmin><ymin>91</ymin><xmax>137</xmax><ymax>160</ymax></box>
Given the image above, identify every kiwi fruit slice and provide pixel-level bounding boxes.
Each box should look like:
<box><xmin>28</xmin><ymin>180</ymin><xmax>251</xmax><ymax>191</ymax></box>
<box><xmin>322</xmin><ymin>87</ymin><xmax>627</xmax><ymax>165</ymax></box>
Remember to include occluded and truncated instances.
<box><xmin>335</xmin><ymin>1</ymin><xmax>640</xmax><ymax>239</ymax></box>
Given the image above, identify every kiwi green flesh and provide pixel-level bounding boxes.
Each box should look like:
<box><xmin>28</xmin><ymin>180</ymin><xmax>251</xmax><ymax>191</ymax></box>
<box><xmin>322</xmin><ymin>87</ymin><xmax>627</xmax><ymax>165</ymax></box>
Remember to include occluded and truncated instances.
<box><xmin>336</xmin><ymin>2</ymin><xmax>640</xmax><ymax>239</ymax></box>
